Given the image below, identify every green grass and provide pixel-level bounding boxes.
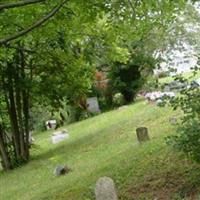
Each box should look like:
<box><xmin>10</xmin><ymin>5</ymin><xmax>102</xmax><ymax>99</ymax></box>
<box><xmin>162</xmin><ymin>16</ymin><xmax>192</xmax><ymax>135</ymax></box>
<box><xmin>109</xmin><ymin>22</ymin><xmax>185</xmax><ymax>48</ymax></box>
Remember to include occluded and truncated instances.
<box><xmin>1</xmin><ymin>101</ymin><xmax>200</xmax><ymax>200</ymax></box>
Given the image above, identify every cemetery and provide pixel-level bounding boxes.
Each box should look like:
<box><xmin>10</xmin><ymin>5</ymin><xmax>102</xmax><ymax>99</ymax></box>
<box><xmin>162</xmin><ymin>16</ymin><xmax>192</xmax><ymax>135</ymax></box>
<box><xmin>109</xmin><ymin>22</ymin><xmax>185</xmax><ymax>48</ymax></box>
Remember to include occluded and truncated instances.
<box><xmin>1</xmin><ymin>1</ymin><xmax>200</xmax><ymax>200</ymax></box>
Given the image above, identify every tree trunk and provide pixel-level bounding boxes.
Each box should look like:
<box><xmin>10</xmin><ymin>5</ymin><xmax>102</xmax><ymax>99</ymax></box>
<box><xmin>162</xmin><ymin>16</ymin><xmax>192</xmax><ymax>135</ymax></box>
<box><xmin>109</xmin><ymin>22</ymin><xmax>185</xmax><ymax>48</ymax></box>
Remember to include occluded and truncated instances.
<box><xmin>0</xmin><ymin>124</ymin><xmax>12</xmax><ymax>170</ymax></box>
<box><xmin>22</xmin><ymin>91</ymin><xmax>30</xmax><ymax>159</ymax></box>
<box><xmin>0</xmin><ymin>46</ymin><xmax>32</xmax><ymax>170</ymax></box>
<box><xmin>7</xmin><ymin>80</ymin><xmax>21</xmax><ymax>160</ymax></box>
<box><xmin>20</xmin><ymin>47</ymin><xmax>30</xmax><ymax>159</ymax></box>
<box><xmin>17</xmin><ymin>47</ymin><xmax>28</xmax><ymax>160</ymax></box>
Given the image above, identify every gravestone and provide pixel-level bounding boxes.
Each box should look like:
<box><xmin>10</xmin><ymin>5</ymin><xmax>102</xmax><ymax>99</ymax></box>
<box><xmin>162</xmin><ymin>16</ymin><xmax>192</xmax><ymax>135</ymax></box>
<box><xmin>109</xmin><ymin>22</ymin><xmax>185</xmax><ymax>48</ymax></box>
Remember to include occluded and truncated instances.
<box><xmin>53</xmin><ymin>165</ymin><xmax>71</xmax><ymax>176</ymax></box>
<box><xmin>95</xmin><ymin>177</ymin><xmax>118</xmax><ymax>200</ymax></box>
<box><xmin>87</xmin><ymin>97</ymin><xmax>101</xmax><ymax>113</ymax></box>
<box><xmin>136</xmin><ymin>127</ymin><xmax>150</xmax><ymax>143</ymax></box>
<box><xmin>45</xmin><ymin>120</ymin><xmax>57</xmax><ymax>130</ymax></box>
<box><xmin>51</xmin><ymin>130</ymin><xmax>69</xmax><ymax>144</ymax></box>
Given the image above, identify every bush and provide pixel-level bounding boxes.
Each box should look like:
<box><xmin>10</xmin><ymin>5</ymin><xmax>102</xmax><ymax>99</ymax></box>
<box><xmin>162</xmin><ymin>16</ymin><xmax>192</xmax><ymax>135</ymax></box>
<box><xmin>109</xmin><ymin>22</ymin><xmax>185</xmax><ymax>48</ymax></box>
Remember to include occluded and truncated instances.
<box><xmin>168</xmin><ymin>119</ymin><xmax>200</xmax><ymax>162</ymax></box>
<box><xmin>30</xmin><ymin>105</ymin><xmax>52</xmax><ymax>131</ymax></box>
<box><xmin>30</xmin><ymin>102</ymin><xmax>82</xmax><ymax>131</ymax></box>
<box><xmin>108</xmin><ymin>54</ymin><xmax>156</xmax><ymax>103</ymax></box>
<box><xmin>167</xmin><ymin>84</ymin><xmax>200</xmax><ymax>162</ymax></box>
<box><xmin>113</xmin><ymin>93</ymin><xmax>125</xmax><ymax>106</ymax></box>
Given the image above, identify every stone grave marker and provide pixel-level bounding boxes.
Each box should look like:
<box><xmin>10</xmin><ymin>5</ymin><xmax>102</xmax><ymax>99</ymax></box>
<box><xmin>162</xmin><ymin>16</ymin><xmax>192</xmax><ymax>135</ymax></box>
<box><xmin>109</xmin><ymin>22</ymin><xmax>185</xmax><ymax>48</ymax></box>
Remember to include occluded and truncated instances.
<box><xmin>136</xmin><ymin>127</ymin><xmax>150</xmax><ymax>143</ymax></box>
<box><xmin>46</xmin><ymin>120</ymin><xmax>57</xmax><ymax>130</ymax></box>
<box><xmin>51</xmin><ymin>130</ymin><xmax>69</xmax><ymax>144</ymax></box>
<box><xmin>54</xmin><ymin>165</ymin><xmax>71</xmax><ymax>176</ymax></box>
<box><xmin>95</xmin><ymin>177</ymin><xmax>118</xmax><ymax>200</ymax></box>
<box><xmin>87</xmin><ymin>97</ymin><xmax>101</xmax><ymax>113</ymax></box>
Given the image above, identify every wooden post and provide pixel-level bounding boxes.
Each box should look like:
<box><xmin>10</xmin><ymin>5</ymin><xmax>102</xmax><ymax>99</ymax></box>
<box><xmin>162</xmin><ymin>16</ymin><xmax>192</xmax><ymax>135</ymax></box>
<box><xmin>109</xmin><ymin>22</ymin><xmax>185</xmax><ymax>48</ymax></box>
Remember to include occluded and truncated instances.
<box><xmin>136</xmin><ymin>127</ymin><xmax>149</xmax><ymax>143</ymax></box>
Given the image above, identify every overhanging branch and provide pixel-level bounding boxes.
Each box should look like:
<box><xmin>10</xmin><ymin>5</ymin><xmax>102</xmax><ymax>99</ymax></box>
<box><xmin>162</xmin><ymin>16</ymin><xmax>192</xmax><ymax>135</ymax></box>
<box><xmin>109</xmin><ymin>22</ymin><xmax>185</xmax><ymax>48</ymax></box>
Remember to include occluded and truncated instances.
<box><xmin>0</xmin><ymin>0</ymin><xmax>46</xmax><ymax>11</ymax></box>
<box><xmin>0</xmin><ymin>0</ymin><xmax>67</xmax><ymax>45</ymax></box>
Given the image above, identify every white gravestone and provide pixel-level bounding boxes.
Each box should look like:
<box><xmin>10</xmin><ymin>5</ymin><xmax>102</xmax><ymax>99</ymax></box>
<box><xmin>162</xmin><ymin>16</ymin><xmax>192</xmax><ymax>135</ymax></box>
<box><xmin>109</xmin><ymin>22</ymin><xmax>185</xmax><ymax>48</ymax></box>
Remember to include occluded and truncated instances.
<box><xmin>46</xmin><ymin>120</ymin><xmax>57</xmax><ymax>130</ymax></box>
<box><xmin>87</xmin><ymin>97</ymin><xmax>101</xmax><ymax>113</ymax></box>
<box><xmin>51</xmin><ymin>130</ymin><xmax>69</xmax><ymax>144</ymax></box>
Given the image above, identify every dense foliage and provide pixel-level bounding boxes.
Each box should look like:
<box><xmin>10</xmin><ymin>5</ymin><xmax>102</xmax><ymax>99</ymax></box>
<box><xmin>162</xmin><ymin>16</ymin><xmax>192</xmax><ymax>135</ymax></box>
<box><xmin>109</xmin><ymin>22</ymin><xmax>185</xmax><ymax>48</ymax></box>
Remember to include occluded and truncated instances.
<box><xmin>109</xmin><ymin>54</ymin><xmax>156</xmax><ymax>103</ymax></box>
<box><xmin>167</xmin><ymin>75</ymin><xmax>200</xmax><ymax>162</ymax></box>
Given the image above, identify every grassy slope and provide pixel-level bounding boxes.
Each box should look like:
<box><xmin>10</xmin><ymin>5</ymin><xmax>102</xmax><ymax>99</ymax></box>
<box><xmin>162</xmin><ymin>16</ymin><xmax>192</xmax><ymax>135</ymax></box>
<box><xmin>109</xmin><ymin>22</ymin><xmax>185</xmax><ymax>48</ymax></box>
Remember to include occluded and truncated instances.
<box><xmin>1</xmin><ymin>101</ymin><xmax>200</xmax><ymax>200</ymax></box>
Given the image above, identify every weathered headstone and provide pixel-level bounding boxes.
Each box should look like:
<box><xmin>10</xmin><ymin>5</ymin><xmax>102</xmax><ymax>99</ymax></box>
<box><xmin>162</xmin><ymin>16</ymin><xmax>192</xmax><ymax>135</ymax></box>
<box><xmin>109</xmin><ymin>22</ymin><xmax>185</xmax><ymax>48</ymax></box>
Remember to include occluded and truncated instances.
<box><xmin>46</xmin><ymin>120</ymin><xmax>57</xmax><ymax>130</ymax></box>
<box><xmin>136</xmin><ymin>127</ymin><xmax>150</xmax><ymax>143</ymax></box>
<box><xmin>51</xmin><ymin>130</ymin><xmax>69</xmax><ymax>144</ymax></box>
<box><xmin>95</xmin><ymin>177</ymin><xmax>118</xmax><ymax>200</ymax></box>
<box><xmin>87</xmin><ymin>97</ymin><xmax>101</xmax><ymax>113</ymax></box>
<box><xmin>53</xmin><ymin>165</ymin><xmax>71</xmax><ymax>176</ymax></box>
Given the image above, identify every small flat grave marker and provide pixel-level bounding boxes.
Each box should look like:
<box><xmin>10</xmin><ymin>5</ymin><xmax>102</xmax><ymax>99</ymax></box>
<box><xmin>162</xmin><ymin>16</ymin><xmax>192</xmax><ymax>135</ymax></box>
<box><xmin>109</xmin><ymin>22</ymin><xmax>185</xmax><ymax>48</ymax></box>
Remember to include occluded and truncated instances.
<box><xmin>51</xmin><ymin>130</ymin><xmax>69</xmax><ymax>144</ymax></box>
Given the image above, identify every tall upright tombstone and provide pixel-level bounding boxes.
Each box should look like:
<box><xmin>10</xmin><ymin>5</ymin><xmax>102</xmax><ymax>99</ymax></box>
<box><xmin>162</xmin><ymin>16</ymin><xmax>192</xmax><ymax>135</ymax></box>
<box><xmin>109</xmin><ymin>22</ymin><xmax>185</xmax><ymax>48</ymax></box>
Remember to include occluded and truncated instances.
<box><xmin>136</xmin><ymin>127</ymin><xmax>150</xmax><ymax>143</ymax></box>
<box><xmin>95</xmin><ymin>177</ymin><xmax>118</xmax><ymax>200</ymax></box>
<box><xmin>87</xmin><ymin>97</ymin><xmax>101</xmax><ymax>113</ymax></box>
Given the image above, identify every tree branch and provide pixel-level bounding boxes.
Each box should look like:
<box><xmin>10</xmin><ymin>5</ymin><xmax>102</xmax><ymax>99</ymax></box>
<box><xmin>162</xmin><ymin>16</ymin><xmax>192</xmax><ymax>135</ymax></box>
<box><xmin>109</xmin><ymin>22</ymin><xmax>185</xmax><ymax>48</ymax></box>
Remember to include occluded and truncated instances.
<box><xmin>0</xmin><ymin>0</ymin><xmax>46</xmax><ymax>11</ymax></box>
<box><xmin>0</xmin><ymin>0</ymin><xmax>67</xmax><ymax>45</ymax></box>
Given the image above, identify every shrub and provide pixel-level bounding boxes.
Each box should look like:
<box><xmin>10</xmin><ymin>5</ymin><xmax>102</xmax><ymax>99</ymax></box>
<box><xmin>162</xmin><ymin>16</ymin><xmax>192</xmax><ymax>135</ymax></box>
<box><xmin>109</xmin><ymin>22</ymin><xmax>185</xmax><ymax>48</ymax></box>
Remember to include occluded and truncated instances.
<box><xmin>167</xmin><ymin>84</ymin><xmax>200</xmax><ymax>162</ymax></box>
<box><xmin>168</xmin><ymin>119</ymin><xmax>200</xmax><ymax>162</ymax></box>
<box><xmin>108</xmin><ymin>54</ymin><xmax>156</xmax><ymax>103</ymax></box>
<box><xmin>30</xmin><ymin>104</ymin><xmax>52</xmax><ymax>131</ymax></box>
<box><xmin>113</xmin><ymin>93</ymin><xmax>125</xmax><ymax>106</ymax></box>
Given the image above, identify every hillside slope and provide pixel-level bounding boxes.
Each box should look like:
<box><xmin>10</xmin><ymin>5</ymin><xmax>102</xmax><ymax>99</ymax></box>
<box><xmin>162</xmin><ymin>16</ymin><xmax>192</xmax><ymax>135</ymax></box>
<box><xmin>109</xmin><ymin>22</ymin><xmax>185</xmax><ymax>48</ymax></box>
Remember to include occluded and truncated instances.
<box><xmin>0</xmin><ymin>101</ymin><xmax>200</xmax><ymax>200</ymax></box>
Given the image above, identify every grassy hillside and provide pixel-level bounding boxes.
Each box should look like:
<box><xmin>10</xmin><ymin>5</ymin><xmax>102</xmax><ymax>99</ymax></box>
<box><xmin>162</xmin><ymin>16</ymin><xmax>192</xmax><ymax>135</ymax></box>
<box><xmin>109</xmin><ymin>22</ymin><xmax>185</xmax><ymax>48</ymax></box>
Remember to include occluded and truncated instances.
<box><xmin>1</xmin><ymin>100</ymin><xmax>200</xmax><ymax>200</ymax></box>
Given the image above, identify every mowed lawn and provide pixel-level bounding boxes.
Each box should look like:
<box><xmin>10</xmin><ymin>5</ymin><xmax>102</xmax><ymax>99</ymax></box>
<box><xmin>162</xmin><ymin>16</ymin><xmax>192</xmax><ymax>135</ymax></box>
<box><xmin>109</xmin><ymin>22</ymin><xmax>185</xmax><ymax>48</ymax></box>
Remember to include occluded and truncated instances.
<box><xmin>1</xmin><ymin>100</ymin><xmax>200</xmax><ymax>200</ymax></box>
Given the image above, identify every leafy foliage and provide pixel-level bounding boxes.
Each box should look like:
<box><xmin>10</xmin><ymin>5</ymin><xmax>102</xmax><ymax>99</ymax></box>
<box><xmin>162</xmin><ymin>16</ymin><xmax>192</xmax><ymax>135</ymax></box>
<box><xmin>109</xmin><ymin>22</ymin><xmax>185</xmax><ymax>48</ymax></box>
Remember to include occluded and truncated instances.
<box><xmin>113</xmin><ymin>92</ymin><xmax>125</xmax><ymax>106</ymax></box>
<box><xmin>167</xmin><ymin>74</ymin><xmax>200</xmax><ymax>162</ymax></box>
<box><xmin>109</xmin><ymin>54</ymin><xmax>156</xmax><ymax>103</ymax></box>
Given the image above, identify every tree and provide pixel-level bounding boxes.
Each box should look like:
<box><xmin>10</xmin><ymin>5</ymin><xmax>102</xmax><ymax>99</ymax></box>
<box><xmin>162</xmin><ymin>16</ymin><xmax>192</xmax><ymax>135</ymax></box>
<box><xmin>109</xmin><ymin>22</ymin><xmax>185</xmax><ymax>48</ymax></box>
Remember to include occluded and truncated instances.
<box><xmin>0</xmin><ymin>0</ymin><xmax>75</xmax><ymax>169</ymax></box>
<box><xmin>0</xmin><ymin>0</ymin><xmax>67</xmax><ymax>45</ymax></box>
<box><xmin>109</xmin><ymin>54</ymin><xmax>156</xmax><ymax>103</ymax></box>
<box><xmin>93</xmin><ymin>0</ymin><xmax>186</xmax><ymax>104</ymax></box>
